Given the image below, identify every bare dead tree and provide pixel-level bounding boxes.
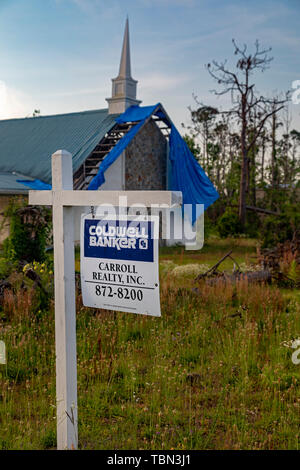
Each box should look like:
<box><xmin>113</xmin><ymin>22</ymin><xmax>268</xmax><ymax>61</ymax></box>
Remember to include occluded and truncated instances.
<box><xmin>207</xmin><ymin>39</ymin><xmax>287</xmax><ymax>225</ymax></box>
<box><xmin>290</xmin><ymin>130</ymin><xmax>300</xmax><ymax>184</ymax></box>
<box><xmin>270</xmin><ymin>100</ymin><xmax>281</xmax><ymax>194</ymax></box>
<box><xmin>259</xmin><ymin>127</ymin><xmax>269</xmax><ymax>186</ymax></box>
<box><xmin>282</xmin><ymin>103</ymin><xmax>292</xmax><ymax>185</ymax></box>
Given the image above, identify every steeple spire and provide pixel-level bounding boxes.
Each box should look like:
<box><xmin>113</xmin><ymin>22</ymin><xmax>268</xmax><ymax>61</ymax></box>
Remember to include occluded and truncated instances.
<box><xmin>118</xmin><ymin>17</ymin><xmax>132</xmax><ymax>79</ymax></box>
<box><xmin>106</xmin><ymin>18</ymin><xmax>141</xmax><ymax>114</ymax></box>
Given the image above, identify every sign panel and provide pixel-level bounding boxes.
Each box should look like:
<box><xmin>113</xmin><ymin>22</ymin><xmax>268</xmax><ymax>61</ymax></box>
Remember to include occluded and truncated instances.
<box><xmin>80</xmin><ymin>214</ymin><xmax>160</xmax><ymax>316</ymax></box>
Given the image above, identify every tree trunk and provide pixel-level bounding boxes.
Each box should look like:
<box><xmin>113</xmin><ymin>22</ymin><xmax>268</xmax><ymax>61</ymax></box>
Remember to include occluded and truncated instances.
<box><xmin>271</xmin><ymin>112</ymin><xmax>277</xmax><ymax>208</ymax></box>
<box><xmin>261</xmin><ymin>135</ymin><xmax>265</xmax><ymax>185</ymax></box>
<box><xmin>239</xmin><ymin>102</ymin><xmax>247</xmax><ymax>226</ymax></box>
<box><xmin>249</xmin><ymin>145</ymin><xmax>256</xmax><ymax>206</ymax></box>
<box><xmin>239</xmin><ymin>151</ymin><xmax>247</xmax><ymax>226</ymax></box>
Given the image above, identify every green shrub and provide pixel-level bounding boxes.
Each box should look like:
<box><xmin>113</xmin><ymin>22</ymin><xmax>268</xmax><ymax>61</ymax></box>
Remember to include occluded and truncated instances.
<box><xmin>3</xmin><ymin>200</ymin><xmax>51</xmax><ymax>263</ymax></box>
<box><xmin>260</xmin><ymin>204</ymin><xmax>300</xmax><ymax>248</ymax></box>
<box><xmin>217</xmin><ymin>208</ymin><xmax>242</xmax><ymax>238</ymax></box>
<box><xmin>0</xmin><ymin>257</ymin><xmax>14</xmax><ymax>279</ymax></box>
<box><xmin>244</xmin><ymin>211</ymin><xmax>260</xmax><ymax>238</ymax></box>
<box><xmin>204</xmin><ymin>213</ymin><xmax>218</xmax><ymax>238</ymax></box>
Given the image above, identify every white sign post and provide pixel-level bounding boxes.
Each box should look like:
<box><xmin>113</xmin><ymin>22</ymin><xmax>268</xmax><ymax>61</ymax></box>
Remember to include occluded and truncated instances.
<box><xmin>29</xmin><ymin>149</ymin><xmax>181</xmax><ymax>450</ymax></box>
<box><xmin>0</xmin><ymin>341</ymin><xmax>6</xmax><ymax>365</ymax></box>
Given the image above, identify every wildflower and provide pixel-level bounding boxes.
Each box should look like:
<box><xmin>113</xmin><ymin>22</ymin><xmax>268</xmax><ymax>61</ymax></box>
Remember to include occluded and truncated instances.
<box><xmin>171</xmin><ymin>264</ymin><xmax>210</xmax><ymax>277</ymax></box>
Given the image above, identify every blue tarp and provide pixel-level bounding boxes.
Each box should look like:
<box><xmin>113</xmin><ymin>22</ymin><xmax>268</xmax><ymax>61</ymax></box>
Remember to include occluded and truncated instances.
<box><xmin>88</xmin><ymin>103</ymin><xmax>219</xmax><ymax>224</ymax></box>
<box><xmin>88</xmin><ymin>104</ymin><xmax>161</xmax><ymax>190</ymax></box>
<box><xmin>16</xmin><ymin>179</ymin><xmax>52</xmax><ymax>190</ymax></box>
<box><xmin>116</xmin><ymin>104</ymin><xmax>159</xmax><ymax>124</ymax></box>
<box><xmin>88</xmin><ymin>105</ymin><xmax>163</xmax><ymax>190</ymax></box>
<box><xmin>169</xmin><ymin>124</ymin><xmax>219</xmax><ymax>223</ymax></box>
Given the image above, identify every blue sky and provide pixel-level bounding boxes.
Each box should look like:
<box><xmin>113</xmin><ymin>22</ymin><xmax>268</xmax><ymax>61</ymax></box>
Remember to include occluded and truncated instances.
<box><xmin>0</xmin><ymin>0</ymin><xmax>299</xmax><ymax>130</ymax></box>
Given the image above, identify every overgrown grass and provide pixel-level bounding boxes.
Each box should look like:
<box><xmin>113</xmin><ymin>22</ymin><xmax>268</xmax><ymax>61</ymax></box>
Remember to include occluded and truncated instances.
<box><xmin>0</xmin><ymin>239</ymin><xmax>299</xmax><ymax>450</ymax></box>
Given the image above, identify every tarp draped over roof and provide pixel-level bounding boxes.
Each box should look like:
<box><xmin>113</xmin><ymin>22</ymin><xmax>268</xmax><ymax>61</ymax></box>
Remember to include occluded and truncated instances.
<box><xmin>16</xmin><ymin>179</ymin><xmax>52</xmax><ymax>190</ymax></box>
<box><xmin>168</xmin><ymin>124</ymin><xmax>219</xmax><ymax>223</ymax></box>
<box><xmin>5</xmin><ymin>103</ymin><xmax>219</xmax><ymax>222</ymax></box>
<box><xmin>116</xmin><ymin>104</ymin><xmax>159</xmax><ymax>123</ymax></box>
<box><xmin>0</xmin><ymin>109</ymin><xmax>118</xmax><ymax>190</ymax></box>
<box><xmin>88</xmin><ymin>103</ymin><xmax>219</xmax><ymax>224</ymax></box>
<box><xmin>0</xmin><ymin>172</ymin><xmax>36</xmax><ymax>193</ymax></box>
<box><xmin>88</xmin><ymin>104</ymin><xmax>162</xmax><ymax>190</ymax></box>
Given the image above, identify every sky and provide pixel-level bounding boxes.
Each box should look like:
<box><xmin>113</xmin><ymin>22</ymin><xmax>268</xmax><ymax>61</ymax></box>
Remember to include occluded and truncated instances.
<box><xmin>0</xmin><ymin>0</ymin><xmax>299</xmax><ymax>130</ymax></box>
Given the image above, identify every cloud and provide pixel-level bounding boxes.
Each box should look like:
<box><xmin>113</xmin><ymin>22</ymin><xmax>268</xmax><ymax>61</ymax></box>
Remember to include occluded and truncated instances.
<box><xmin>0</xmin><ymin>81</ymin><xmax>34</xmax><ymax>119</ymax></box>
<box><xmin>50</xmin><ymin>85</ymin><xmax>108</xmax><ymax>97</ymax></box>
<box><xmin>139</xmin><ymin>73</ymin><xmax>189</xmax><ymax>92</ymax></box>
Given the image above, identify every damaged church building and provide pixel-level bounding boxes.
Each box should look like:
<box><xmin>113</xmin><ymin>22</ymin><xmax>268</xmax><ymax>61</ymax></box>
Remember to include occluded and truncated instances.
<box><xmin>0</xmin><ymin>19</ymin><xmax>218</xmax><ymax>247</ymax></box>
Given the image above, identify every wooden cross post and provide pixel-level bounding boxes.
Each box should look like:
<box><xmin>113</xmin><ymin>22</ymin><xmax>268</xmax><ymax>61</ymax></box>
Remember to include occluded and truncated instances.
<box><xmin>29</xmin><ymin>149</ymin><xmax>182</xmax><ymax>450</ymax></box>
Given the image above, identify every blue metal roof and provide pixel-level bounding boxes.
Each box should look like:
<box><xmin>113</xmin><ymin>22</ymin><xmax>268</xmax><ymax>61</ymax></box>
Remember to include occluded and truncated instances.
<box><xmin>0</xmin><ymin>109</ymin><xmax>118</xmax><ymax>188</ymax></box>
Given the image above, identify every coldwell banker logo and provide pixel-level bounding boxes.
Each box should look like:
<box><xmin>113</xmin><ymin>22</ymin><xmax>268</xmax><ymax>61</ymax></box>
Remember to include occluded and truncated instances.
<box><xmin>84</xmin><ymin>219</ymin><xmax>154</xmax><ymax>262</ymax></box>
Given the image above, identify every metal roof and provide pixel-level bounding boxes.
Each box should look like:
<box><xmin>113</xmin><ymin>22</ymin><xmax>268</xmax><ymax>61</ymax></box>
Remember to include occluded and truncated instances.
<box><xmin>0</xmin><ymin>109</ymin><xmax>118</xmax><ymax>187</ymax></box>
<box><xmin>0</xmin><ymin>172</ymin><xmax>35</xmax><ymax>194</ymax></box>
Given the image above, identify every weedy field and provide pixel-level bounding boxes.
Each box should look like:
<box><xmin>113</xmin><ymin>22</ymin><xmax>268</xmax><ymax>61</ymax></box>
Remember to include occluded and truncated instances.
<box><xmin>0</xmin><ymin>238</ymin><xmax>299</xmax><ymax>450</ymax></box>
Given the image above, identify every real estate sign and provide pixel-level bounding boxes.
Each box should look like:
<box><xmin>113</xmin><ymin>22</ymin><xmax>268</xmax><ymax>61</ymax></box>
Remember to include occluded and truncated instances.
<box><xmin>80</xmin><ymin>214</ymin><xmax>160</xmax><ymax>317</ymax></box>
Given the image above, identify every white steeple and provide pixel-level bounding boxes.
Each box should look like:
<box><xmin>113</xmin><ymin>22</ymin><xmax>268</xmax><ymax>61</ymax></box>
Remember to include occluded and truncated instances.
<box><xmin>118</xmin><ymin>17</ymin><xmax>132</xmax><ymax>79</ymax></box>
<box><xmin>106</xmin><ymin>18</ymin><xmax>141</xmax><ymax>114</ymax></box>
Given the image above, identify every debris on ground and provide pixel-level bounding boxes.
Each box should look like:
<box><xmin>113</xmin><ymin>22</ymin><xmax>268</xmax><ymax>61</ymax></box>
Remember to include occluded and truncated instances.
<box><xmin>258</xmin><ymin>237</ymin><xmax>300</xmax><ymax>287</ymax></box>
<box><xmin>194</xmin><ymin>249</ymin><xmax>271</xmax><ymax>285</ymax></box>
<box><xmin>194</xmin><ymin>237</ymin><xmax>300</xmax><ymax>287</ymax></box>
